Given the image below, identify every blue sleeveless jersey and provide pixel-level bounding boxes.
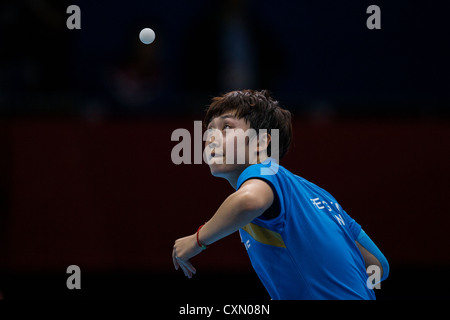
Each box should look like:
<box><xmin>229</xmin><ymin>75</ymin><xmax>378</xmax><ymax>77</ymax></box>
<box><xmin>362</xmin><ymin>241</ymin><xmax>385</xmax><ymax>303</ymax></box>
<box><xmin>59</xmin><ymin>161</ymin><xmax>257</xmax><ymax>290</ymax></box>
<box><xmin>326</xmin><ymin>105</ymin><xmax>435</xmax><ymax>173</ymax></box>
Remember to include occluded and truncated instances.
<box><xmin>236</xmin><ymin>159</ymin><xmax>376</xmax><ymax>300</ymax></box>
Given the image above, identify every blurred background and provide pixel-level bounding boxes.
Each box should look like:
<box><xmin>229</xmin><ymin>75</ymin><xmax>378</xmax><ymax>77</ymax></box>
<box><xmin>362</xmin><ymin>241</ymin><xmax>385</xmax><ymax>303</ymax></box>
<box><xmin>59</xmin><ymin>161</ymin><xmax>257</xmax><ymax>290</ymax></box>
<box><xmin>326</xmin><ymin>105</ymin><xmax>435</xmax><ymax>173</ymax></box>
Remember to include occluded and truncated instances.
<box><xmin>0</xmin><ymin>0</ymin><xmax>449</xmax><ymax>299</ymax></box>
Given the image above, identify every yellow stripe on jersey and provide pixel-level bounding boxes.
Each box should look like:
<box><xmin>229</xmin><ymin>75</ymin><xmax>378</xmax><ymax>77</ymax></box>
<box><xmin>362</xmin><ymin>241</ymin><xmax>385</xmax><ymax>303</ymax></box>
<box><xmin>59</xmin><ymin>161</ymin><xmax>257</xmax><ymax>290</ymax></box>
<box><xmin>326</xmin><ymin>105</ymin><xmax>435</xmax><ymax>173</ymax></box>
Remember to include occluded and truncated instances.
<box><xmin>242</xmin><ymin>223</ymin><xmax>286</xmax><ymax>248</ymax></box>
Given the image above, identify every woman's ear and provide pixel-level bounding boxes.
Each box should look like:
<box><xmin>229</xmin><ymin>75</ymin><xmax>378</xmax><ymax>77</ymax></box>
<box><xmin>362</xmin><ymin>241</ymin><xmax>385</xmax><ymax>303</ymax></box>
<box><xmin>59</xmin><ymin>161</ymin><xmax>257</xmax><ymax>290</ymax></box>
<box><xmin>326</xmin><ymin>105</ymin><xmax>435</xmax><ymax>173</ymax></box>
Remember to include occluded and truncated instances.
<box><xmin>257</xmin><ymin>132</ymin><xmax>271</xmax><ymax>155</ymax></box>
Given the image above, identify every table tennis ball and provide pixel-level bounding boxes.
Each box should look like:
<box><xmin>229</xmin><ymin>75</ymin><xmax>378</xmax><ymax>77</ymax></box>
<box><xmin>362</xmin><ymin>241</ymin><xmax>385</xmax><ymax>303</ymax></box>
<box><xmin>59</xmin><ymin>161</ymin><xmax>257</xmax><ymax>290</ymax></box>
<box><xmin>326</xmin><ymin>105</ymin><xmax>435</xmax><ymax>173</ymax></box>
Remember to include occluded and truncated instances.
<box><xmin>139</xmin><ymin>28</ymin><xmax>155</xmax><ymax>44</ymax></box>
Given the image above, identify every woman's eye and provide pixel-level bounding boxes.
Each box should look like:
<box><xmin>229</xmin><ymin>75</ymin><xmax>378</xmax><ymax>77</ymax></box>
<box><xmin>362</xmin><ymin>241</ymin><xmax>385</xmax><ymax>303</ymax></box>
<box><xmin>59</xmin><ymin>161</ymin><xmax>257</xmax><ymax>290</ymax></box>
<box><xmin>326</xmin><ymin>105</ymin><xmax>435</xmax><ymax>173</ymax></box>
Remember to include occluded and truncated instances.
<box><xmin>223</xmin><ymin>124</ymin><xmax>231</xmax><ymax>130</ymax></box>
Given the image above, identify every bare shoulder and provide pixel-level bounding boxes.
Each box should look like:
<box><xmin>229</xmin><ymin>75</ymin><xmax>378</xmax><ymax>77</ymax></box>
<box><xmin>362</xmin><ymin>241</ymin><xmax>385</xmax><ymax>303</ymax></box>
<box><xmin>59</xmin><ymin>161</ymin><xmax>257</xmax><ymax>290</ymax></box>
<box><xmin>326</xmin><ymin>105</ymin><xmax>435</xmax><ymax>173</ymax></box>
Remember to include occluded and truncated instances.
<box><xmin>240</xmin><ymin>178</ymin><xmax>273</xmax><ymax>193</ymax></box>
<box><xmin>236</xmin><ymin>179</ymin><xmax>274</xmax><ymax>211</ymax></box>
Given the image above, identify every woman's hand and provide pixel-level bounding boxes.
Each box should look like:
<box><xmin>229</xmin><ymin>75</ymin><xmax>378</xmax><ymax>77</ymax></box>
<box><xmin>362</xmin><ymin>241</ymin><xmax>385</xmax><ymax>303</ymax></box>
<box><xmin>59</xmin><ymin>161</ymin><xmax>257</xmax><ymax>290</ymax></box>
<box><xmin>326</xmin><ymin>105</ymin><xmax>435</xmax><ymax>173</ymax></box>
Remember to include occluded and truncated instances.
<box><xmin>172</xmin><ymin>234</ymin><xmax>203</xmax><ymax>278</ymax></box>
<box><xmin>172</xmin><ymin>179</ymin><xmax>274</xmax><ymax>278</ymax></box>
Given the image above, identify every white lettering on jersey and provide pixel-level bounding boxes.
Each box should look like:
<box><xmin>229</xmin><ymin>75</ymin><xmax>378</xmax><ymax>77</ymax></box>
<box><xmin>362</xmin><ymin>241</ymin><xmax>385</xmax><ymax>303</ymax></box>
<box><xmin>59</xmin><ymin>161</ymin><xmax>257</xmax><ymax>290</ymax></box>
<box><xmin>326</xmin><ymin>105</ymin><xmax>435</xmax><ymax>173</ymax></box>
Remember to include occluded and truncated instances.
<box><xmin>334</xmin><ymin>214</ymin><xmax>345</xmax><ymax>226</ymax></box>
<box><xmin>334</xmin><ymin>202</ymin><xmax>341</xmax><ymax>212</ymax></box>
<box><xmin>310</xmin><ymin>198</ymin><xmax>325</xmax><ymax>210</ymax></box>
<box><xmin>245</xmin><ymin>240</ymin><xmax>251</xmax><ymax>250</ymax></box>
<box><xmin>310</xmin><ymin>197</ymin><xmax>346</xmax><ymax>226</ymax></box>
<box><xmin>322</xmin><ymin>201</ymin><xmax>332</xmax><ymax>212</ymax></box>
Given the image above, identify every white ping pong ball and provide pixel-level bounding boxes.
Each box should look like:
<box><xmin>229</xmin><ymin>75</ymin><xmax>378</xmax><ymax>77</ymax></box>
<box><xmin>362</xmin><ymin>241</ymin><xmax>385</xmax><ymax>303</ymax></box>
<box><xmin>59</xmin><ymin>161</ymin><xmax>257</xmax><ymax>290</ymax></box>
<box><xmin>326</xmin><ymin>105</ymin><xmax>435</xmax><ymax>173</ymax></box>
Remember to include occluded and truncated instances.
<box><xmin>139</xmin><ymin>28</ymin><xmax>155</xmax><ymax>44</ymax></box>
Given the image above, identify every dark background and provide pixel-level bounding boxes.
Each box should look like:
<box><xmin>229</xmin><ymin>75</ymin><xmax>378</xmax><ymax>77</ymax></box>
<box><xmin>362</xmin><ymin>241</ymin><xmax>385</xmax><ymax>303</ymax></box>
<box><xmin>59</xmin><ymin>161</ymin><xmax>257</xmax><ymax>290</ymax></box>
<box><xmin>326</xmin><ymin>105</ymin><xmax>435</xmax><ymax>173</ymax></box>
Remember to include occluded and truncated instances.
<box><xmin>0</xmin><ymin>0</ymin><xmax>449</xmax><ymax>300</ymax></box>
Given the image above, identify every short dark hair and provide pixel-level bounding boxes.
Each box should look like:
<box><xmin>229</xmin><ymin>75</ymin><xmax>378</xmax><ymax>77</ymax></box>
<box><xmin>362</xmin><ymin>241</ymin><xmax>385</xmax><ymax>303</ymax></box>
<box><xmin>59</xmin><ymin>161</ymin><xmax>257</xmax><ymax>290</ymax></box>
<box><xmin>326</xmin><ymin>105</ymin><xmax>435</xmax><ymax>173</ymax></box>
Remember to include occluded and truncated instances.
<box><xmin>204</xmin><ymin>90</ymin><xmax>293</xmax><ymax>159</ymax></box>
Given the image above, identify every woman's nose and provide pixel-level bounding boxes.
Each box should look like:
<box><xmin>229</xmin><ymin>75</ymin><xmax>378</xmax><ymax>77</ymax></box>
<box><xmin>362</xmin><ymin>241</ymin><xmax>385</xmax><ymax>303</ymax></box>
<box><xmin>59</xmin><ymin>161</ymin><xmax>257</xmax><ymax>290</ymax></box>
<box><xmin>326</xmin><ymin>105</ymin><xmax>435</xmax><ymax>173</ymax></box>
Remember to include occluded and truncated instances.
<box><xmin>205</xmin><ymin>129</ymin><xmax>221</xmax><ymax>148</ymax></box>
<box><xmin>207</xmin><ymin>136</ymin><xmax>217</xmax><ymax>148</ymax></box>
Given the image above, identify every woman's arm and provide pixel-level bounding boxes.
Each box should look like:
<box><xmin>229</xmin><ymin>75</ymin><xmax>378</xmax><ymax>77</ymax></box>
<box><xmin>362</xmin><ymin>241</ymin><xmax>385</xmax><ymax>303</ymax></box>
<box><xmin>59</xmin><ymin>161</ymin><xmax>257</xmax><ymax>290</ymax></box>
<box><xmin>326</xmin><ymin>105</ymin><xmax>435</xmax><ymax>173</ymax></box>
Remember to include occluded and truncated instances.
<box><xmin>356</xmin><ymin>229</ymin><xmax>390</xmax><ymax>282</ymax></box>
<box><xmin>172</xmin><ymin>179</ymin><xmax>274</xmax><ymax>278</ymax></box>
